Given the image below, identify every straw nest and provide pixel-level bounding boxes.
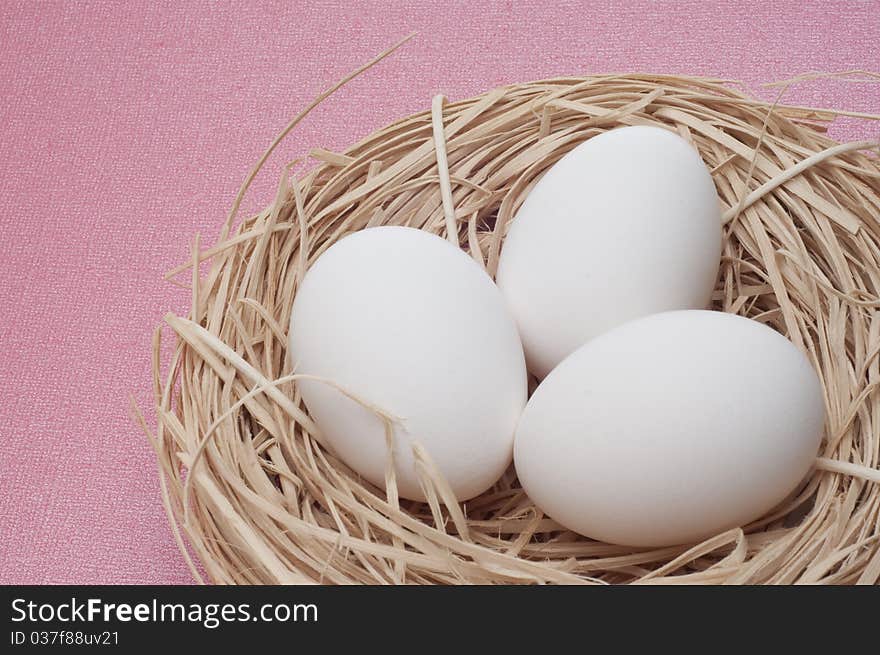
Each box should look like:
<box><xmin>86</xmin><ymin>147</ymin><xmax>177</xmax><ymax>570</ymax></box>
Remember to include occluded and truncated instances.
<box><xmin>138</xmin><ymin>53</ymin><xmax>880</xmax><ymax>584</ymax></box>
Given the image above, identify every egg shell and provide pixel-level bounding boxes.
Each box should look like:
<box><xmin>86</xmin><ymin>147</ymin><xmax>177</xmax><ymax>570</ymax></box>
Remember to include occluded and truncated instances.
<box><xmin>289</xmin><ymin>226</ymin><xmax>527</xmax><ymax>502</ymax></box>
<box><xmin>513</xmin><ymin>310</ymin><xmax>826</xmax><ymax>547</ymax></box>
<box><xmin>497</xmin><ymin>125</ymin><xmax>723</xmax><ymax>378</ymax></box>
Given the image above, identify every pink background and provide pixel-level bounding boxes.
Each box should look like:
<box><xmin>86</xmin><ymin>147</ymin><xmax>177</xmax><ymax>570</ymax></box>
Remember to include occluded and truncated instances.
<box><xmin>1</xmin><ymin>1</ymin><xmax>878</xmax><ymax>584</ymax></box>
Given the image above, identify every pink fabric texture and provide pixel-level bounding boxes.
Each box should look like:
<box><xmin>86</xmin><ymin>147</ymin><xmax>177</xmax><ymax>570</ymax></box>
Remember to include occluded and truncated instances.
<box><xmin>1</xmin><ymin>1</ymin><xmax>878</xmax><ymax>584</ymax></box>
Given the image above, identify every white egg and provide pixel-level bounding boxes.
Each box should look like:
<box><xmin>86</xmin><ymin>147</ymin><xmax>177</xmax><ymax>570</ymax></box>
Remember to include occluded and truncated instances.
<box><xmin>514</xmin><ymin>310</ymin><xmax>825</xmax><ymax>547</ymax></box>
<box><xmin>289</xmin><ymin>226</ymin><xmax>527</xmax><ymax>502</ymax></box>
<box><xmin>497</xmin><ymin>125</ymin><xmax>722</xmax><ymax>378</ymax></box>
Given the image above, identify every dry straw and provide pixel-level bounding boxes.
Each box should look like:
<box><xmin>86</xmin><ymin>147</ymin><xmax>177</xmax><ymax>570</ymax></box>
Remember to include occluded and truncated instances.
<box><xmin>136</xmin><ymin>41</ymin><xmax>880</xmax><ymax>583</ymax></box>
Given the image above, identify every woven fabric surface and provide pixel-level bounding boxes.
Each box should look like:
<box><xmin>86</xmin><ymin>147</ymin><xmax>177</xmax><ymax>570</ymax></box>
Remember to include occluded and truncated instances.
<box><xmin>1</xmin><ymin>0</ymin><xmax>878</xmax><ymax>584</ymax></box>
